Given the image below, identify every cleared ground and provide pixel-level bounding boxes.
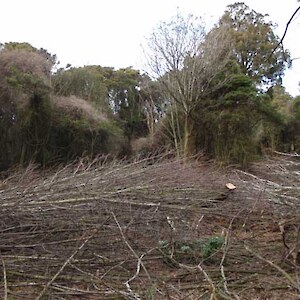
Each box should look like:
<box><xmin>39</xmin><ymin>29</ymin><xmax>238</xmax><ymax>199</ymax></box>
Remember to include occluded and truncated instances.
<box><xmin>0</xmin><ymin>153</ymin><xmax>300</xmax><ymax>299</ymax></box>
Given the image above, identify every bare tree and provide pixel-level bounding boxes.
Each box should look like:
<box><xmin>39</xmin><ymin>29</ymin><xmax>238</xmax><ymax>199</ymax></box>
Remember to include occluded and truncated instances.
<box><xmin>145</xmin><ymin>12</ymin><xmax>233</xmax><ymax>158</ymax></box>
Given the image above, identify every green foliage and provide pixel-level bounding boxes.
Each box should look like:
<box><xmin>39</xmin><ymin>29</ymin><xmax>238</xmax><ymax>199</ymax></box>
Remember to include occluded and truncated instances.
<box><xmin>53</xmin><ymin>66</ymin><xmax>148</xmax><ymax>139</ymax></box>
<box><xmin>52</xmin><ymin>66</ymin><xmax>110</xmax><ymax>112</ymax></box>
<box><xmin>147</xmin><ymin>4</ymin><xmax>291</xmax><ymax>163</ymax></box>
<box><xmin>6</xmin><ymin>66</ymin><xmax>51</xmax><ymax>97</ymax></box>
<box><xmin>268</xmin><ymin>85</ymin><xmax>293</xmax><ymax>117</ymax></box>
<box><xmin>0</xmin><ymin>90</ymin><xmax>53</xmax><ymax>167</ymax></box>
<box><xmin>145</xmin><ymin>287</ymin><xmax>156</xmax><ymax>300</ymax></box>
<box><xmin>45</xmin><ymin>108</ymin><xmax>129</xmax><ymax>163</ymax></box>
<box><xmin>201</xmin><ymin>236</ymin><xmax>224</xmax><ymax>259</ymax></box>
<box><xmin>0</xmin><ymin>43</ymin><xmax>54</xmax><ymax>168</ymax></box>
<box><xmin>255</xmin><ymin>87</ymin><xmax>297</xmax><ymax>152</ymax></box>
<box><xmin>284</xmin><ymin>96</ymin><xmax>300</xmax><ymax>152</ymax></box>
<box><xmin>4</xmin><ymin>42</ymin><xmax>37</xmax><ymax>52</ymax></box>
<box><xmin>0</xmin><ymin>44</ymin><xmax>130</xmax><ymax>169</ymax></box>
<box><xmin>0</xmin><ymin>26</ymin><xmax>297</xmax><ymax>170</ymax></box>
<box><xmin>18</xmin><ymin>94</ymin><xmax>53</xmax><ymax>165</ymax></box>
<box><xmin>108</xmin><ymin>68</ymin><xmax>148</xmax><ymax>138</ymax></box>
<box><xmin>219</xmin><ymin>2</ymin><xmax>290</xmax><ymax>87</ymax></box>
<box><xmin>293</xmin><ymin>96</ymin><xmax>300</xmax><ymax>119</ymax></box>
<box><xmin>158</xmin><ymin>236</ymin><xmax>224</xmax><ymax>265</ymax></box>
<box><xmin>99</xmin><ymin>120</ymin><xmax>130</xmax><ymax>155</ymax></box>
<box><xmin>193</xmin><ymin>73</ymin><xmax>262</xmax><ymax>166</ymax></box>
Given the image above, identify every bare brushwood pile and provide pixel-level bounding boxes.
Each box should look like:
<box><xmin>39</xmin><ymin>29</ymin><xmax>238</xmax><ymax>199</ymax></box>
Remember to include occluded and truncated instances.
<box><xmin>0</xmin><ymin>154</ymin><xmax>300</xmax><ymax>299</ymax></box>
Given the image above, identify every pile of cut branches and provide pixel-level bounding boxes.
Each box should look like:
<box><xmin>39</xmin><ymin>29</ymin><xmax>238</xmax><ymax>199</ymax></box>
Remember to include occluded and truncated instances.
<box><xmin>0</xmin><ymin>154</ymin><xmax>299</xmax><ymax>299</ymax></box>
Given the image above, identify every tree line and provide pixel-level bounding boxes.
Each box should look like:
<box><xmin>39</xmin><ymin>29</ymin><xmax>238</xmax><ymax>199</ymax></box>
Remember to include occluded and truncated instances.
<box><xmin>1</xmin><ymin>2</ymin><xmax>300</xmax><ymax>170</ymax></box>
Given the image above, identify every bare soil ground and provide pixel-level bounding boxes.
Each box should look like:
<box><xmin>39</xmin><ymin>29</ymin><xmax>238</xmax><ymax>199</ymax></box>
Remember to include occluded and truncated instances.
<box><xmin>0</xmin><ymin>153</ymin><xmax>300</xmax><ymax>299</ymax></box>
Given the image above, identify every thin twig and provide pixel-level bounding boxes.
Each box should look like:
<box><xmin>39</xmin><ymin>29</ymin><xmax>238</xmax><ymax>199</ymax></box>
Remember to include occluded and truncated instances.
<box><xmin>1</xmin><ymin>254</ymin><xmax>8</xmax><ymax>300</ymax></box>
<box><xmin>245</xmin><ymin>244</ymin><xmax>300</xmax><ymax>292</ymax></box>
<box><xmin>220</xmin><ymin>216</ymin><xmax>240</xmax><ymax>300</ymax></box>
<box><xmin>112</xmin><ymin>212</ymin><xmax>151</xmax><ymax>281</ymax></box>
<box><xmin>35</xmin><ymin>232</ymin><xmax>95</xmax><ymax>300</ymax></box>
<box><xmin>197</xmin><ymin>264</ymin><xmax>217</xmax><ymax>300</ymax></box>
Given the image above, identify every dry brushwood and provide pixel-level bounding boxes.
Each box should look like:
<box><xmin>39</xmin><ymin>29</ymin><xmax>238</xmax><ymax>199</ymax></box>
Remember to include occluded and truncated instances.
<box><xmin>279</xmin><ymin>219</ymin><xmax>300</xmax><ymax>265</ymax></box>
<box><xmin>0</xmin><ymin>154</ymin><xmax>300</xmax><ymax>299</ymax></box>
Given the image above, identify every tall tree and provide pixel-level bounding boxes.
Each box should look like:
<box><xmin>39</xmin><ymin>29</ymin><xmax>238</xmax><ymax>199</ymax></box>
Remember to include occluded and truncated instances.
<box><xmin>268</xmin><ymin>85</ymin><xmax>293</xmax><ymax>117</ymax></box>
<box><xmin>197</xmin><ymin>73</ymin><xmax>260</xmax><ymax>165</ymax></box>
<box><xmin>52</xmin><ymin>65</ymin><xmax>110</xmax><ymax>112</ymax></box>
<box><xmin>145</xmin><ymin>12</ymin><xmax>233</xmax><ymax>158</ymax></box>
<box><xmin>219</xmin><ymin>2</ymin><xmax>290</xmax><ymax>87</ymax></box>
<box><xmin>107</xmin><ymin>67</ymin><xmax>148</xmax><ymax>138</ymax></box>
<box><xmin>138</xmin><ymin>75</ymin><xmax>165</xmax><ymax>137</ymax></box>
<box><xmin>0</xmin><ymin>43</ymin><xmax>53</xmax><ymax>167</ymax></box>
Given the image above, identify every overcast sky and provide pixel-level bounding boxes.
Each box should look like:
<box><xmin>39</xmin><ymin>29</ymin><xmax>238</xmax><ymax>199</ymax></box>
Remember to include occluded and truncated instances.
<box><xmin>1</xmin><ymin>0</ymin><xmax>300</xmax><ymax>95</ymax></box>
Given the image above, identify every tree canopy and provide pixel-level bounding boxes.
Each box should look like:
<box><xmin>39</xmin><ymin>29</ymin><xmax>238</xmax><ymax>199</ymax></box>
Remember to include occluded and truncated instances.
<box><xmin>218</xmin><ymin>2</ymin><xmax>290</xmax><ymax>87</ymax></box>
<box><xmin>0</xmin><ymin>2</ymin><xmax>299</xmax><ymax>170</ymax></box>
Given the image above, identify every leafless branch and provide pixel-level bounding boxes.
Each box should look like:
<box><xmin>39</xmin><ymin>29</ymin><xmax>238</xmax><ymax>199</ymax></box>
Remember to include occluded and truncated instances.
<box><xmin>1</xmin><ymin>254</ymin><xmax>8</xmax><ymax>300</ymax></box>
<box><xmin>35</xmin><ymin>232</ymin><xmax>95</xmax><ymax>300</ymax></box>
<box><xmin>1</xmin><ymin>155</ymin><xmax>300</xmax><ymax>298</ymax></box>
<box><xmin>245</xmin><ymin>244</ymin><xmax>300</xmax><ymax>292</ymax></box>
<box><xmin>270</xmin><ymin>6</ymin><xmax>300</xmax><ymax>58</ymax></box>
<box><xmin>112</xmin><ymin>212</ymin><xmax>151</xmax><ymax>280</ymax></box>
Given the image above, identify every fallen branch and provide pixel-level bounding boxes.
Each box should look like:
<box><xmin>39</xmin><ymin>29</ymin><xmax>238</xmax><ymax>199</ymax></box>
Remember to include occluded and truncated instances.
<box><xmin>273</xmin><ymin>150</ymin><xmax>300</xmax><ymax>157</ymax></box>
<box><xmin>1</xmin><ymin>254</ymin><xmax>8</xmax><ymax>300</ymax></box>
<box><xmin>244</xmin><ymin>244</ymin><xmax>300</xmax><ymax>293</ymax></box>
<box><xmin>35</xmin><ymin>231</ymin><xmax>96</xmax><ymax>300</ymax></box>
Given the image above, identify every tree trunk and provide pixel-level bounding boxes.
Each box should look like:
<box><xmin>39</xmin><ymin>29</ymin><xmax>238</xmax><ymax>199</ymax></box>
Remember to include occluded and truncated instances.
<box><xmin>169</xmin><ymin>104</ymin><xmax>181</xmax><ymax>158</ymax></box>
<box><xmin>183</xmin><ymin>113</ymin><xmax>196</xmax><ymax>160</ymax></box>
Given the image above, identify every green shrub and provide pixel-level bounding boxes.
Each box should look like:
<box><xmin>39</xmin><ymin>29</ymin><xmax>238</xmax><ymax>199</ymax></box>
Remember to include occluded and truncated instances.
<box><xmin>201</xmin><ymin>236</ymin><xmax>224</xmax><ymax>259</ymax></box>
<box><xmin>158</xmin><ymin>236</ymin><xmax>225</xmax><ymax>266</ymax></box>
<box><xmin>48</xmin><ymin>112</ymin><xmax>130</xmax><ymax>163</ymax></box>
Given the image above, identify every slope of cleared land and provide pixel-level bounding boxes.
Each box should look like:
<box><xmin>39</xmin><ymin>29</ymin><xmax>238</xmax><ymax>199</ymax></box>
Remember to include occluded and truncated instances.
<box><xmin>0</xmin><ymin>154</ymin><xmax>300</xmax><ymax>299</ymax></box>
